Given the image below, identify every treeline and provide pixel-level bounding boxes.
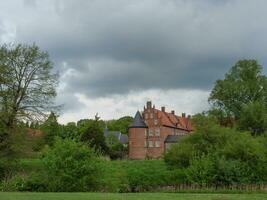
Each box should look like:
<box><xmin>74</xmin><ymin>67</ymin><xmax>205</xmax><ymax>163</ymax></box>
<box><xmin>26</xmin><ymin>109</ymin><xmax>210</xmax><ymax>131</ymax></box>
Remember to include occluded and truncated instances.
<box><xmin>24</xmin><ymin>112</ymin><xmax>132</xmax><ymax>154</ymax></box>
<box><xmin>165</xmin><ymin>60</ymin><xmax>267</xmax><ymax>186</ymax></box>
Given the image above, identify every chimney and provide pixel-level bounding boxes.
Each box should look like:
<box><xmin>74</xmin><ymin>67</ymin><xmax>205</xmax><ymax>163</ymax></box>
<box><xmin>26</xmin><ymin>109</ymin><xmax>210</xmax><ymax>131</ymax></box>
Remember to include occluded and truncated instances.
<box><xmin>161</xmin><ymin>106</ymin><xmax>165</xmax><ymax>112</ymax></box>
<box><xmin>147</xmin><ymin>101</ymin><xmax>152</xmax><ymax>109</ymax></box>
<box><xmin>187</xmin><ymin>115</ymin><xmax>191</xmax><ymax>119</ymax></box>
<box><xmin>182</xmin><ymin>113</ymin><xmax>186</xmax><ymax>117</ymax></box>
<box><xmin>171</xmin><ymin>110</ymin><xmax>175</xmax><ymax>114</ymax></box>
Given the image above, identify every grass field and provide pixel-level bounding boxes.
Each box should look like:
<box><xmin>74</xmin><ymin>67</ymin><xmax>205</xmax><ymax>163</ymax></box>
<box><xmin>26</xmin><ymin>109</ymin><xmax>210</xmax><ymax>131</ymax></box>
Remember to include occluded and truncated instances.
<box><xmin>0</xmin><ymin>193</ymin><xmax>267</xmax><ymax>200</ymax></box>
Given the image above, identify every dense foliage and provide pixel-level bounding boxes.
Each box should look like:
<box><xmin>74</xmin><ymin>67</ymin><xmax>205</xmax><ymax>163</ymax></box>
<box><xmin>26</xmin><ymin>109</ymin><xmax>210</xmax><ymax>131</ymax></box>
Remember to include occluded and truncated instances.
<box><xmin>107</xmin><ymin>116</ymin><xmax>133</xmax><ymax>135</ymax></box>
<box><xmin>40</xmin><ymin>112</ymin><xmax>61</xmax><ymax>146</ymax></box>
<box><xmin>165</xmin><ymin>114</ymin><xmax>267</xmax><ymax>185</ymax></box>
<box><xmin>165</xmin><ymin>59</ymin><xmax>267</xmax><ymax>185</ymax></box>
<box><xmin>80</xmin><ymin>116</ymin><xmax>108</xmax><ymax>153</ymax></box>
<box><xmin>209</xmin><ymin>60</ymin><xmax>267</xmax><ymax>129</ymax></box>
<box><xmin>41</xmin><ymin>138</ymin><xmax>103</xmax><ymax>192</ymax></box>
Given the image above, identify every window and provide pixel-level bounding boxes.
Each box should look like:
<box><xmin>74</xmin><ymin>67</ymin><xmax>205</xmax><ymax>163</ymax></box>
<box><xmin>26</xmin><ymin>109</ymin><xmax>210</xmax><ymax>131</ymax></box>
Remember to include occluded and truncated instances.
<box><xmin>148</xmin><ymin>129</ymin><xmax>154</xmax><ymax>136</ymax></box>
<box><xmin>150</xmin><ymin>113</ymin><xmax>153</xmax><ymax>118</ymax></box>
<box><xmin>154</xmin><ymin>119</ymin><xmax>158</xmax><ymax>125</ymax></box>
<box><xmin>155</xmin><ymin>141</ymin><xmax>160</xmax><ymax>148</ymax></box>
<box><xmin>148</xmin><ymin>141</ymin><xmax>154</xmax><ymax>147</ymax></box>
<box><xmin>144</xmin><ymin>141</ymin><xmax>147</xmax><ymax>147</ymax></box>
<box><xmin>145</xmin><ymin>113</ymin><xmax>148</xmax><ymax>119</ymax></box>
<box><xmin>155</xmin><ymin>128</ymin><xmax>160</xmax><ymax>136</ymax></box>
<box><xmin>145</xmin><ymin>129</ymin><xmax>148</xmax><ymax>137</ymax></box>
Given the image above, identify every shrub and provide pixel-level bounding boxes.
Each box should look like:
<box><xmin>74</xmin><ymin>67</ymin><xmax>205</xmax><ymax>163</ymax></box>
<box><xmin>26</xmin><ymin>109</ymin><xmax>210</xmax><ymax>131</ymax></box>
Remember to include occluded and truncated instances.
<box><xmin>121</xmin><ymin>160</ymin><xmax>175</xmax><ymax>191</ymax></box>
<box><xmin>41</xmin><ymin>138</ymin><xmax>103</xmax><ymax>192</ymax></box>
<box><xmin>164</xmin><ymin>115</ymin><xmax>267</xmax><ymax>185</ymax></box>
<box><xmin>0</xmin><ymin>175</ymin><xmax>25</xmax><ymax>191</ymax></box>
<box><xmin>186</xmin><ymin>154</ymin><xmax>216</xmax><ymax>185</ymax></box>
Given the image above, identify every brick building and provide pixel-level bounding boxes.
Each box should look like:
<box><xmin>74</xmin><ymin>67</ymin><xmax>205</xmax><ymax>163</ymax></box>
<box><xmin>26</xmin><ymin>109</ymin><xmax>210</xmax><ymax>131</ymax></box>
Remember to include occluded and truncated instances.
<box><xmin>128</xmin><ymin>101</ymin><xmax>193</xmax><ymax>159</ymax></box>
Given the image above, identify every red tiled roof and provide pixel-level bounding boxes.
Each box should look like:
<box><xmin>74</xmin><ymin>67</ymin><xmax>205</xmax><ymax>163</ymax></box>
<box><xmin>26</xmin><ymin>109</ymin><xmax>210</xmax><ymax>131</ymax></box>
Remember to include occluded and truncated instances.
<box><xmin>155</xmin><ymin>109</ymin><xmax>193</xmax><ymax>131</ymax></box>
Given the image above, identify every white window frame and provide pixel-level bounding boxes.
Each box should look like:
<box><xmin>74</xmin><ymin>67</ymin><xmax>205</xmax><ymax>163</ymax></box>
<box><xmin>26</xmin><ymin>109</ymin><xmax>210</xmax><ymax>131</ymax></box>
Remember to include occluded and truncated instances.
<box><xmin>155</xmin><ymin>141</ymin><xmax>160</xmax><ymax>148</ymax></box>
<box><xmin>148</xmin><ymin>141</ymin><xmax>154</xmax><ymax>147</ymax></box>
<box><xmin>148</xmin><ymin>129</ymin><xmax>154</xmax><ymax>136</ymax></box>
<box><xmin>155</xmin><ymin>128</ymin><xmax>160</xmax><ymax>136</ymax></box>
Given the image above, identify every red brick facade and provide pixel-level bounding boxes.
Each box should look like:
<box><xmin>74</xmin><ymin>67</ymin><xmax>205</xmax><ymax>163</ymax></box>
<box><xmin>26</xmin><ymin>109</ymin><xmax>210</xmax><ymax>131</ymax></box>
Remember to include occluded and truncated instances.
<box><xmin>128</xmin><ymin>101</ymin><xmax>193</xmax><ymax>159</ymax></box>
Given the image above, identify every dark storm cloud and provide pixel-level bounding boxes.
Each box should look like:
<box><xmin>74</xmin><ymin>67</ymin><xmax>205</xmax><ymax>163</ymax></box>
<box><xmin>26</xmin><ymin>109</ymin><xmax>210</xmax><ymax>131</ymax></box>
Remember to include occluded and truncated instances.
<box><xmin>2</xmin><ymin>0</ymin><xmax>267</xmax><ymax>102</ymax></box>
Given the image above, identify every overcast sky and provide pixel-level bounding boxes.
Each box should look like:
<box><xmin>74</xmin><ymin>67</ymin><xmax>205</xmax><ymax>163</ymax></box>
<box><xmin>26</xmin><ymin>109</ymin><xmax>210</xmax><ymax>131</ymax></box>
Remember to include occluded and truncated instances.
<box><xmin>1</xmin><ymin>0</ymin><xmax>267</xmax><ymax>123</ymax></box>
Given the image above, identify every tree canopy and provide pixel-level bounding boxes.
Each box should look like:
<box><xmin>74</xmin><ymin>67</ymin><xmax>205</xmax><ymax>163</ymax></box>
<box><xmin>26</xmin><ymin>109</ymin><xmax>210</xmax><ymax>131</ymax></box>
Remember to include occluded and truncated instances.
<box><xmin>0</xmin><ymin>43</ymin><xmax>58</xmax><ymax>129</ymax></box>
<box><xmin>209</xmin><ymin>60</ymin><xmax>267</xmax><ymax>120</ymax></box>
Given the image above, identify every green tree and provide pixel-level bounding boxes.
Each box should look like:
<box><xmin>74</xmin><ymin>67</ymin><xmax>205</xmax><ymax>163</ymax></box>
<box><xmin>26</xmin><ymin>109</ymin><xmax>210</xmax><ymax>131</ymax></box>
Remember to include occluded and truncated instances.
<box><xmin>61</xmin><ymin>122</ymin><xmax>79</xmax><ymax>140</ymax></box>
<box><xmin>209</xmin><ymin>60</ymin><xmax>267</xmax><ymax>122</ymax></box>
<box><xmin>0</xmin><ymin>43</ymin><xmax>58</xmax><ymax>129</ymax></box>
<box><xmin>105</xmin><ymin>134</ymin><xmax>127</xmax><ymax>159</ymax></box>
<box><xmin>237</xmin><ymin>101</ymin><xmax>267</xmax><ymax>136</ymax></box>
<box><xmin>80</xmin><ymin>115</ymin><xmax>108</xmax><ymax>153</ymax></box>
<box><xmin>41</xmin><ymin>112</ymin><xmax>61</xmax><ymax>146</ymax></box>
<box><xmin>42</xmin><ymin>138</ymin><xmax>102</xmax><ymax>192</ymax></box>
<box><xmin>107</xmin><ymin>116</ymin><xmax>133</xmax><ymax>135</ymax></box>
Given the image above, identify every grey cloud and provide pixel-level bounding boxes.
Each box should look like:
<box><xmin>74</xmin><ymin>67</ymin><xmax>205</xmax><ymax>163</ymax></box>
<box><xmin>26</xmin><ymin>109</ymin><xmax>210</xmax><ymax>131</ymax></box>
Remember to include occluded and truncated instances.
<box><xmin>1</xmin><ymin>0</ymin><xmax>267</xmax><ymax>112</ymax></box>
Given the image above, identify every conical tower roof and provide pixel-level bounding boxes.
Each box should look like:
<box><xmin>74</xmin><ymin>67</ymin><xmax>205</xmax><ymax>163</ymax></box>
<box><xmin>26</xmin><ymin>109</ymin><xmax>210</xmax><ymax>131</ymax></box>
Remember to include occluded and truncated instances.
<box><xmin>128</xmin><ymin>111</ymin><xmax>148</xmax><ymax>128</ymax></box>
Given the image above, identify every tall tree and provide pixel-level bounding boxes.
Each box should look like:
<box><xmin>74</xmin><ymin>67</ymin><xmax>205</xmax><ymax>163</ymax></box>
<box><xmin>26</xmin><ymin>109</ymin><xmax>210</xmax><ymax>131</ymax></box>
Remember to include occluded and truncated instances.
<box><xmin>41</xmin><ymin>112</ymin><xmax>61</xmax><ymax>146</ymax></box>
<box><xmin>0</xmin><ymin>43</ymin><xmax>58</xmax><ymax>129</ymax></box>
<box><xmin>209</xmin><ymin>59</ymin><xmax>267</xmax><ymax>120</ymax></box>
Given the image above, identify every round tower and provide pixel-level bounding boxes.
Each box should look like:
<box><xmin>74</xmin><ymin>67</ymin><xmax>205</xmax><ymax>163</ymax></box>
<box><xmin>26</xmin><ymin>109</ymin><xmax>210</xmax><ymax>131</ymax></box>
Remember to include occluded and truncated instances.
<box><xmin>128</xmin><ymin>111</ymin><xmax>148</xmax><ymax>159</ymax></box>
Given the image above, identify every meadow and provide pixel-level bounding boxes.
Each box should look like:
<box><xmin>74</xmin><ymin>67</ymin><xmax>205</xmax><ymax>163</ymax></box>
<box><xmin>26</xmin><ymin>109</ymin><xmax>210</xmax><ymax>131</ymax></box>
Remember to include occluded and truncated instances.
<box><xmin>1</xmin><ymin>193</ymin><xmax>267</xmax><ymax>200</ymax></box>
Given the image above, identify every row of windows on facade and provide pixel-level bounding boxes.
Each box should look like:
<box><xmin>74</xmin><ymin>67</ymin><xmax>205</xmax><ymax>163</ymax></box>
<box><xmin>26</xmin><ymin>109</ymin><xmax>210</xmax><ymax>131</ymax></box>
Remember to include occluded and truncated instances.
<box><xmin>145</xmin><ymin>129</ymin><xmax>185</xmax><ymax>137</ymax></box>
<box><xmin>144</xmin><ymin>140</ymin><xmax>160</xmax><ymax>148</ymax></box>
<box><xmin>145</xmin><ymin>128</ymin><xmax>160</xmax><ymax>137</ymax></box>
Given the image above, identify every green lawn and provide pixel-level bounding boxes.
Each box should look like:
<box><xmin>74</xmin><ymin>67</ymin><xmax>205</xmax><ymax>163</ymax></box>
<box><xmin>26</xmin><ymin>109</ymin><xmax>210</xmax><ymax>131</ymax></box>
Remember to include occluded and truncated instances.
<box><xmin>0</xmin><ymin>193</ymin><xmax>266</xmax><ymax>200</ymax></box>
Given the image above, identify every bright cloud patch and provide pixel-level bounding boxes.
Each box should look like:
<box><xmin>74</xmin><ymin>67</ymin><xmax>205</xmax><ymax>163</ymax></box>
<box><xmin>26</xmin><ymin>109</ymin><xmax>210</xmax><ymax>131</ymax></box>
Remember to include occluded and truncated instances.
<box><xmin>58</xmin><ymin>89</ymin><xmax>210</xmax><ymax>123</ymax></box>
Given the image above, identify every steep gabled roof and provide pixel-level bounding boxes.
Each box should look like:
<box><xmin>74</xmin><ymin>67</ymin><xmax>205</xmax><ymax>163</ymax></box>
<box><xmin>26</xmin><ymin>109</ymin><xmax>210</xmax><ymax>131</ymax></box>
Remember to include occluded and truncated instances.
<box><xmin>129</xmin><ymin>111</ymin><xmax>148</xmax><ymax>128</ymax></box>
<box><xmin>154</xmin><ymin>109</ymin><xmax>193</xmax><ymax>131</ymax></box>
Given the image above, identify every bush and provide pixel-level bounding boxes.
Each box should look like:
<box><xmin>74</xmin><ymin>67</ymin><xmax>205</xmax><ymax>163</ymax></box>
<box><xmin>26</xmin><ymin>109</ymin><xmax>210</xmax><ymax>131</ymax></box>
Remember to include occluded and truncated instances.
<box><xmin>164</xmin><ymin>115</ymin><xmax>267</xmax><ymax>185</ymax></box>
<box><xmin>121</xmin><ymin>160</ymin><xmax>175</xmax><ymax>191</ymax></box>
<box><xmin>185</xmin><ymin>154</ymin><xmax>216</xmax><ymax>185</ymax></box>
<box><xmin>0</xmin><ymin>174</ymin><xmax>26</xmax><ymax>192</ymax></box>
<box><xmin>41</xmin><ymin>138</ymin><xmax>103</xmax><ymax>192</ymax></box>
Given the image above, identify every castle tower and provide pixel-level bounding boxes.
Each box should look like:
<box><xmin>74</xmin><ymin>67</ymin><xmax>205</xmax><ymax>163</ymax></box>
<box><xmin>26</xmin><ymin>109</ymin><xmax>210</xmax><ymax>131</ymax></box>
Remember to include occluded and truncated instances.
<box><xmin>128</xmin><ymin>111</ymin><xmax>148</xmax><ymax>159</ymax></box>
